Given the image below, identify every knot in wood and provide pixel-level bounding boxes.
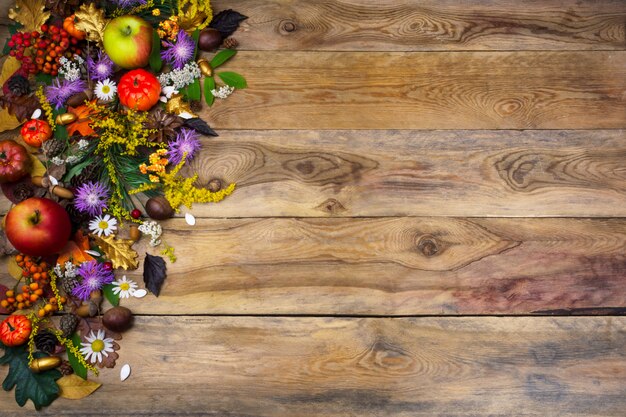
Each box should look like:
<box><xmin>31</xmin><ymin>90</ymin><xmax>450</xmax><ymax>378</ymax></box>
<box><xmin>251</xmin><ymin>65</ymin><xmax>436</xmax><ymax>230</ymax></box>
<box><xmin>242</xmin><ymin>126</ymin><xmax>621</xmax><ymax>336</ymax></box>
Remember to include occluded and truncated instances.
<box><xmin>416</xmin><ymin>235</ymin><xmax>439</xmax><ymax>257</ymax></box>
<box><xmin>281</xmin><ymin>21</ymin><xmax>297</xmax><ymax>33</ymax></box>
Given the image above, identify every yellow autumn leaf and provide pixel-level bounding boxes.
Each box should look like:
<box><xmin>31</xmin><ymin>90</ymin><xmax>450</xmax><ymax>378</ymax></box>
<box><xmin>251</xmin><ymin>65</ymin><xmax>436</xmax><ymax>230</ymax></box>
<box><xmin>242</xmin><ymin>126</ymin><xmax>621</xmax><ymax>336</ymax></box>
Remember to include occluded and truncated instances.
<box><xmin>93</xmin><ymin>234</ymin><xmax>139</xmax><ymax>270</ymax></box>
<box><xmin>57</xmin><ymin>374</ymin><xmax>102</xmax><ymax>400</ymax></box>
<box><xmin>74</xmin><ymin>3</ymin><xmax>108</xmax><ymax>45</ymax></box>
<box><xmin>8</xmin><ymin>0</ymin><xmax>51</xmax><ymax>33</ymax></box>
<box><xmin>7</xmin><ymin>257</ymin><xmax>22</xmax><ymax>280</ymax></box>
<box><xmin>29</xmin><ymin>153</ymin><xmax>46</xmax><ymax>178</ymax></box>
<box><xmin>0</xmin><ymin>57</ymin><xmax>22</xmax><ymax>133</ymax></box>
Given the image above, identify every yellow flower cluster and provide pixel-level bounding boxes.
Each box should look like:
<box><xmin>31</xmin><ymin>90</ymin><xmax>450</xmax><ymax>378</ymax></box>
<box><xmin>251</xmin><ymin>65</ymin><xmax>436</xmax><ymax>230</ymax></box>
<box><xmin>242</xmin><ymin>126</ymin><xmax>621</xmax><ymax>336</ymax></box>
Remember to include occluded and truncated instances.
<box><xmin>139</xmin><ymin>149</ymin><xmax>169</xmax><ymax>183</ymax></box>
<box><xmin>86</xmin><ymin>102</ymin><xmax>158</xmax><ymax>156</ymax></box>
<box><xmin>158</xmin><ymin>16</ymin><xmax>180</xmax><ymax>40</ymax></box>
<box><xmin>113</xmin><ymin>0</ymin><xmax>154</xmax><ymax>17</ymax></box>
<box><xmin>131</xmin><ymin>153</ymin><xmax>235</xmax><ymax>211</ymax></box>
<box><xmin>35</xmin><ymin>86</ymin><xmax>56</xmax><ymax>130</ymax></box>
<box><xmin>161</xmin><ymin>244</ymin><xmax>177</xmax><ymax>263</ymax></box>
<box><xmin>49</xmin><ymin>270</ymin><xmax>64</xmax><ymax>312</ymax></box>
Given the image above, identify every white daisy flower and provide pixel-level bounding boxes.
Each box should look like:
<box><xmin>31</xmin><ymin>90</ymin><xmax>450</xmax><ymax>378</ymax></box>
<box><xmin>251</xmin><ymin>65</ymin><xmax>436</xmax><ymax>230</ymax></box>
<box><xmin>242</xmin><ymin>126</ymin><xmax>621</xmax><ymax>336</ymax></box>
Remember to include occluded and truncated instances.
<box><xmin>112</xmin><ymin>276</ymin><xmax>138</xmax><ymax>299</ymax></box>
<box><xmin>89</xmin><ymin>214</ymin><xmax>118</xmax><ymax>237</ymax></box>
<box><xmin>94</xmin><ymin>79</ymin><xmax>117</xmax><ymax>101</ymax></box>
<box><xmin>80</xmin><ymin>329</ymin><xmax>115</xmax><ymax>364</ymax></box>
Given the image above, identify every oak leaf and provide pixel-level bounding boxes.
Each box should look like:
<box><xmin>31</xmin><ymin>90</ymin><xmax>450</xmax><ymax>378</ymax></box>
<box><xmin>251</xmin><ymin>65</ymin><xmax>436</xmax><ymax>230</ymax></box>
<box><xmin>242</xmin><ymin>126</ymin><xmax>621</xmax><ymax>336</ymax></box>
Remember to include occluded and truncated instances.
<box><xmin>66</xmin><ymin>101</ymin><xmax>97</xmax><ymax>136</ymax></box>
<box><xmin>74</xmin><ymin>3</ymin><xmax>108</xmax><ymax>45</ymax></box>
<box><xmin>93</xmin><ymin>235</ymin><xmax>139</xmax><ymax>270</ymax></box>
<box><xmin>57</xmin><ymin>374</ymin><xmax>101</xmax><ymax>400</ymax></box>
<box><xmin>8</xmin><ymin>0</ymin><xmax>51</xmax><ymax>33</ymax></box>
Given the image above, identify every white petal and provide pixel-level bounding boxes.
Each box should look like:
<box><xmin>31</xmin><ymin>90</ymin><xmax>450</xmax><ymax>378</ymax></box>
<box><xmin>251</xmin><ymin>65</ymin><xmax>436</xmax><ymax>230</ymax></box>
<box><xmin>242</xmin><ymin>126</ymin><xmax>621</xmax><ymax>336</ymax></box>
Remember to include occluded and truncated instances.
<box><xmin>159</xmin><ymin>96</ymin><xmax>167</xmax><ymax>103</ymax></box>
<box><xmin>48</xmin><ymin>175</ymin><xmax>59</xmax><ymax>186</ymax></box>
<box><xmin>120</xmin><ymin>364</ymin><xmax>131</xmax><ymax>381</ymax></box>
<box><xmin>133</xmin><ymin>289</ymin><xmax>147</xmax><ymax>298</ymax></box>
<box><xmin>185</xmin><ymin>213</ymin><xmax>196</xmax><ymax>226</ymax></box>
<box><xmin>85</xmin><ymin>250</ymin><xmax>101</xmax><ymax>257</ymax></box>
<box><xmin>31</xmin><ymin>109</ymin><xmax>42</xmax><ymax>119</ymax></box>
<box><xmin>178</xmin><ymin>112</ymin><xmax>194</xmax><ymax>119</ymax></box>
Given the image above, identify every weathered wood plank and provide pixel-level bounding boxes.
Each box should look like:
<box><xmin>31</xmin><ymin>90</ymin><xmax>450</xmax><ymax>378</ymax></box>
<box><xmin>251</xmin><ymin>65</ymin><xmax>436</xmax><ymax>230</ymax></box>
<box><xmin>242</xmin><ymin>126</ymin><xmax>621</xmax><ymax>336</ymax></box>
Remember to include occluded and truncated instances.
<box><xmin>214</xmin><ymin>0</ymin><xmax>626</xmax><ymax>51</ymax></box>
<box><xmin>3</xmin><ymin>217</ymin><xmax>622</xmax><ymax>315</ymax></box>
<box><xmin>4</xmin><ymin>129</ymin><xmax>625</xmax><ymax>218</ymax></box>
<box><xmin>187</xmin><ymin>129</ymin><xmax>626</xmax><ymax>217</ymax></box>
<box><xmin>1</xmin><ymin>316</ymin><xmax>625</xmax><ymax>416</ymax></box>
<box><xmin>202</xmin><ymin>51</ymin><xmax>626</xmax><ymax>130</ymax></box>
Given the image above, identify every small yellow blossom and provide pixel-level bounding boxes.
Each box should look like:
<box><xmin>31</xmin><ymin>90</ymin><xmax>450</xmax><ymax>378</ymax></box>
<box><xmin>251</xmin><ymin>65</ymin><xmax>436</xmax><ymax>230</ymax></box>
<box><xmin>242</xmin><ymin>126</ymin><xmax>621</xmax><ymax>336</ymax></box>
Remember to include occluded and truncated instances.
<box><xmin>152</xmin><ymin>8</ymin><xmax>161</xmax><ymax>16</ymax></box>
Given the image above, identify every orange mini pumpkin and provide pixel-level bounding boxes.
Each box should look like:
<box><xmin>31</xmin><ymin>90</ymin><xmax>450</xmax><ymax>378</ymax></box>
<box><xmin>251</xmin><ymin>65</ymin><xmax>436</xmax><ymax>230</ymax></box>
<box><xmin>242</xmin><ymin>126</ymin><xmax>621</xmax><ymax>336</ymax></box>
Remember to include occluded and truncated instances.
<box><xmin>0</xmin><ymin>315</ymin><xmax>32</xmax><ymax>347</ymax></box>
<box><xmin>20</xmin><ymin>119</ymin><xmax>52</xmax><ymax>148</ymax></box>
<box><xmin>63</xmin><ymin>15</ymin><xmax>86</xmax><ymax>40</ymax></box>
<box><xmin>118</xmin><ymin>69</ymin><xmax>161</xmax><ymax>111</ymax></box>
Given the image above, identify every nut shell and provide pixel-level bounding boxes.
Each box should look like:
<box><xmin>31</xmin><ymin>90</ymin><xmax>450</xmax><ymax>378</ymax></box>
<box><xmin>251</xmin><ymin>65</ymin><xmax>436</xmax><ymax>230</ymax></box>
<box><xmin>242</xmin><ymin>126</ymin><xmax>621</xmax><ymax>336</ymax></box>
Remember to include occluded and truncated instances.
<box><xmin>103</xmin><ymin>306</ymin><xmax>134</xmax><ymax>333</ymax></box>
<box><xmin>145</xmin><ymin>196</ymin><xmax>174</xmax><ymax>220</ymax></box>
<box><xmin>198</xmin><ymin>28</ymin><xmax>222</xmax><ymax>51</ymax></box>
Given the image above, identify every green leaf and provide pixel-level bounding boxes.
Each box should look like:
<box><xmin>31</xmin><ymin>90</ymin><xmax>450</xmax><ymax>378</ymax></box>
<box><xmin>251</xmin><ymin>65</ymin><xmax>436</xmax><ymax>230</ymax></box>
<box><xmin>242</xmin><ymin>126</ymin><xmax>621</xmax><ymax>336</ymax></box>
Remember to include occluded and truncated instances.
<box><xmin>204</xmin><ymin>76</ymin><xmax>215</xmax><ymax>106</ymax></box>
<box><xmin>102</xmin><ymin>284</ymin><xmax>120</xmax><ymax>307</ymax></box>
<box><xmin>192</xmin><ymin>29</ymin><xmax>200</xmax><ymax>60</ymax></box>
<box><xmin>62</xmin><ymin>158</ymin><xmax>94</xmax><ymax>183</ymax></box>
<box><xmin>218</xmin><ymin>72</ymin><xmax>247</xmax><ymax>89</ymax></box>
<box><xmin>149</xmin><ymin>30</ymin><xmax>162</xmax><ymax>72</ymax></box>
<box><xmin>188</xmin><ymin>78</ymin><xmax>201</xmax><ymax>101</ymax></box>
<box><xmin>210</xmin><ymin>49</ymin><xmax>237</xmax><ymax>69</ymax></box>
<box><xmin>0</xmin><ymin>345</ymin><xmax>61</xmax><ymax>410</ymax></box>
<box><xmin>67</xmin><ymin>334</ymin><xmax>87</xmax><ymax>380</ymax></box>
<box><xmin>35</xmin><ymin>73</ymin><xmax>53</xmax><ymax>85</ymax></box>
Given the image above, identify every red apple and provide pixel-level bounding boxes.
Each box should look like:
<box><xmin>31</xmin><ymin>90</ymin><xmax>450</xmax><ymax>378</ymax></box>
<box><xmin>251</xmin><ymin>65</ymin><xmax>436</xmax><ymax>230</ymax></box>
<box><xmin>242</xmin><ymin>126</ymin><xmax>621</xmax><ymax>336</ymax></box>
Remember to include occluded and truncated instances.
<box><xmin>5</xmin><ymin>197</ymin><xmax>71</xmax><ymax>257</ymax></box>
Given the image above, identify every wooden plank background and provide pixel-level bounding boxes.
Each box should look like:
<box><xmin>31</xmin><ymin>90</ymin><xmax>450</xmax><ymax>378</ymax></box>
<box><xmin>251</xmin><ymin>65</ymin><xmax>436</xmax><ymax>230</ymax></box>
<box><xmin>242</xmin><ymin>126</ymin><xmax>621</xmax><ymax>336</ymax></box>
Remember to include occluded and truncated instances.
<box><xmin>1</xmin><ymin>0</ymin><xmax>626</xmax><ymax>415</ymax></box>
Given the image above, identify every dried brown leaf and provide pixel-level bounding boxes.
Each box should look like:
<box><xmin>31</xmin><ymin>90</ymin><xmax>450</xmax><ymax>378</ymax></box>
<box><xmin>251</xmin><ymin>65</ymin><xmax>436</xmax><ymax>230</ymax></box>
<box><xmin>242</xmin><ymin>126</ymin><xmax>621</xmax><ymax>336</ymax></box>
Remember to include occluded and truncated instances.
<box><xmin>57</xmin><ymin>374</ymin><xmax>101</xmax><ymax>400</ymax></box>
<box><xmin>74</xmin><ymin>3</ymin><xmax>108</xmax><ymax>45</ymax></box>
<box><xmin>92</xmin><ymin>235</ymin><xmax>139</xmax><ymax>270</ymax></box>
<box><xmin>8</xmin><ymin>0</ymin><xmax>51</xmax><ymax>33</ymax></box>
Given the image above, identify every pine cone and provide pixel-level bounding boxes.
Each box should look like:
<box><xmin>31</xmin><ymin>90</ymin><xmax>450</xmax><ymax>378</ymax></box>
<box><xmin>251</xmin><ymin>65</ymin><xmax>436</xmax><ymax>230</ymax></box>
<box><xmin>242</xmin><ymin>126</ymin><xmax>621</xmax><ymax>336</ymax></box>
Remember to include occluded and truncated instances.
<box><xmin>13</xmin><ymin>182</ymin><xmax>35</xmax><ymax>202</ymax></box>
<box><xmin>144</xmin><ymin>108</ymin><xmax>184</xmax><ymax>143</ymax></box>
<box><xmin>222</xmin><ymin>38</ymin><xmax>239</xmax><ymax>49</ymax></box>
<box><xmin>42</xmin><ymin>138</ymin><xmax>67</xmax><ymax>158</ymax></box>
<box><xmin>7</xmin><ymin>75</ymin><xmax>30</xmax><ymax>96</ymax></box>
<box><xmin>60</xmin><ymin>313</ymin><xmax>80</xmax><ymax>338</ymax></box>
<box><xmin>34</xmin><ymin>331</ymin><xmax>58</xmax><ymax>354</ymax></box>
<box><xmin>70</xmin><ymin>162</ymin><xmax>100</xmax><ymax>188</ymax></box>
<box><xmin>65</xmin><ymin>203</ymin><xmax>90</xmax><ymax>232</ymax></box>
<box><xmin>60</xmin><ymin>273</ymin><xmax>80</xmax><ymax>295</ymax></box>
<box><xmin>59</xmin><ymin>360</ymin><xmax>74</xmax><ymax>376</ymax></box>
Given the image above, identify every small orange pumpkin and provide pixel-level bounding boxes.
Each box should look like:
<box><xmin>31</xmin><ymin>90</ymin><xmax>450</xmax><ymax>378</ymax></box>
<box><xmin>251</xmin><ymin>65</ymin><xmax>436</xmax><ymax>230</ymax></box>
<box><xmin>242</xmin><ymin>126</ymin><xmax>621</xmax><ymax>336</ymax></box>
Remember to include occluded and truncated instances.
<box><xmin>63</xmin><ymin>15</ymin><xmax>86</xmax><ymax>40</ymax></box>
<box><xmin>20</xmin><ymin>119</ymin><xmax>53</xmax><ymax>148</ymax></box>
<box><xmin>0</xmin><ymin>315</ymin><xmax>32</xmax><ymax>347</ymax></box>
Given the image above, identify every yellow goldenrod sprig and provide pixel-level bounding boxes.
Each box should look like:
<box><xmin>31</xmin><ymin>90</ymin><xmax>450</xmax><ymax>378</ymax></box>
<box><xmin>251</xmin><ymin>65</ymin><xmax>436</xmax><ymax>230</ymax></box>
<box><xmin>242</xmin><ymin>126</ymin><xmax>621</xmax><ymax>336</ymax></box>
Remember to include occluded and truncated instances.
<box><xmin>113</xmin><ymin>0</ymin><xmax>155</xmax><ymax>17</ymax></box>
<box><xmin>35</xmin><ymin>86</ymin><xmax>56</xmax><ymax>130</ymax></box>
<box><xmin>49</xmin><ymin>269</ymin><xmax>64</xmax><ymax>312</ymax></box>
<box><xmin>161</xmin><ymin>244</ymin><xmax>177</xmax><ymax>263</ymax></box>
<box><xmin>26</xmin><ymin>313</ymin><xmax>42</xmax><ymax>365</ymax></box>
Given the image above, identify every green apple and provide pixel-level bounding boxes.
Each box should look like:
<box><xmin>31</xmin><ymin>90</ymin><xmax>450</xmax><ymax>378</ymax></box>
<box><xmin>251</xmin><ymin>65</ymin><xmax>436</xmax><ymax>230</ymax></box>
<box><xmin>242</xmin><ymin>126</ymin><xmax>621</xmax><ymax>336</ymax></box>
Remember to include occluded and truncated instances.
<box><xmin>103</xmin><ymin>15</ymin><xmax>153</xmax><ymax>69</ymax></box>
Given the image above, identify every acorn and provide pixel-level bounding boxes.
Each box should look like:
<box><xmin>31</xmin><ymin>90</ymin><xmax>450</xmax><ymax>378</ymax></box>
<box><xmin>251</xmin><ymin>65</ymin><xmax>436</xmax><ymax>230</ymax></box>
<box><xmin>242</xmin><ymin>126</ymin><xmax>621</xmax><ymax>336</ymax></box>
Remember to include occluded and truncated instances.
<box><xmin>66</xmin><ymin>91</ymin><xmax>89</xmax><ymax>107</ymax></box>
<box><xmin>55</xmin><ymin>112</ymin><xmax>77</xmax><ymax>125</ymax></box>
<box><xmin>198</xmin><ymin>28</ymin><xmax>222</xmax><ymax>51</ymax></box>
<box><xmin>197</xmin><ymin>58</ymin><xmax>213</xmax><ymax>77</ymax></box>
<box><xmin>145</xmin><ymin>196</ymin><xmax>174</xmax><ymax>220</ymax></box>
<box><xmin>129</xmin><ymin>224</ymin><xmax>141</xmax><ymax>242</ymax></box>
<box><xmin>30</xmin><ymin>356</ymin><xmax>62</xmax><ymax>373</ymax></box>
<box><xmin>103</xmin><ymin>306</ymin><xmax>134</xmax><ymax>333</ymax></box>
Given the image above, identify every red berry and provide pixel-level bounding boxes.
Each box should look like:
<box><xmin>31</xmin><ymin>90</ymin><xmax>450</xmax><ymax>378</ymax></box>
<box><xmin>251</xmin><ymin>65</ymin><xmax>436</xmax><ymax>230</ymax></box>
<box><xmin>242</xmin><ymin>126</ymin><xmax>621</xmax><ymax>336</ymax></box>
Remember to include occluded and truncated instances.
<box><xmin>41</xmin><ymin>24</ymin><xmax>48</xmax><ymax>32</ymax></box>
<box><xmin>15</xmin><ymin>38</ymin><xmax>22</xmax><ymax>45</ymax></box>
<box><xmin>131</xmin><ymin>209</ymin><xmax>142</xmax><ymax>219</ymax></box>
<box><xmin>7</xmin><ymin>40</ymin><xmax>14</xmax><ymax>47</ymax></box>
<box><xmin>23</xmin><ymin>40</ymin><xmax>31</xmax><ymax>47</ymax></box>
<box><xmin>32</xmin><ymin>31</ymin><xmax>39</xmax><ymax>38</ymax></box>
<box><xmin>70</xmin><ymin>37</ymin><xmax>78</xmax><ymax>45</ymax></box>
<box><xmin>9</xmin><ymin>50</ymin><xmax>15</xmax><ymax>57</ymax></box>
<box><xmin>23</xmin><ymin>32</ymin><xmax>31</xmax><ymax>39</ymax></box>
<box><xmin>103</xmin><ymin>261</ymin><xmax>113</xmax><ymax>271</ymax></box>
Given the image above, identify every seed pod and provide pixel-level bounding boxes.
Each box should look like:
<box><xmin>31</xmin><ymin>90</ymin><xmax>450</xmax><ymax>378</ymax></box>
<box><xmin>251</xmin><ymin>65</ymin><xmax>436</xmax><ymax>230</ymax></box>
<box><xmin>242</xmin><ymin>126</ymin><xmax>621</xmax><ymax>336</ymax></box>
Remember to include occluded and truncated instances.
<box><xmin>197</xmin><ymin>59</ymin><xmax>213</xmax><ymax>77</ymax></box>
<box><xmin>55</xmin><ymin>112</ymin><xmax>77</xmax><ymax>125</ymax></box>
<box><xmin>30</xmin><ymin>356</ymin><xmax>62</xmax><ymax>373</ymax></box>
<box><xmin>145</xmin><ymin>196</ymin><xmax>174</xmax><ymax>220</ymax></box>
<box><xmin>76</xmin><ymin>301</ymin><xmax>99</xmax><ymax>318</ymax></box>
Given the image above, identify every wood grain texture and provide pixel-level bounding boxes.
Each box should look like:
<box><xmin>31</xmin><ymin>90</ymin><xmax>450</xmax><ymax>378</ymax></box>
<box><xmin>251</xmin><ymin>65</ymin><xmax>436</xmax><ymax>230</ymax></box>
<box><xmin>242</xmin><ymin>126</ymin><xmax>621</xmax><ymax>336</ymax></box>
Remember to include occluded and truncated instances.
<box><xmin>2</xmin><ymin>217</ymin><xmax>621</xmax><ymax>315</ymax></box>
<box><xmin>202</xmin><ymin>51</ymin><xmax>626</xmax><ymax>130</ymax></box>
<box><xmin>187</xmin><ymin>129</ymin><xmax>626</xmax><ymax>217</ymax></box>
<box><xmin>214</xmin><ymin>0</ymin><xmax>626</xmax><ymax>51</ymax></box>
<box><xmin>1</xmin><ymin>316</ymin><xmax>625</xmax><ymax>416</ymax></box>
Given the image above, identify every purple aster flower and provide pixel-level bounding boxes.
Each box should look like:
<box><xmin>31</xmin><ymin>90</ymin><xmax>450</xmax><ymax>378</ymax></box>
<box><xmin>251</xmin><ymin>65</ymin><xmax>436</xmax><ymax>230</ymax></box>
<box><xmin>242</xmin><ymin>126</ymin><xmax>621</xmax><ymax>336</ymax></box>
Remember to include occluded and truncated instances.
<box><xmin>72</xmin><ymin>261</ymin><xmax>115</xmax><ymax>301</ymax></box>
<box><xmin>112</xmin><ymin>0</ymin><xmax>146</xmax><ymax>7</ymax></box>
<box><xmin>161</xmin><ymin>30</ymin><xmax>195</xmax><ymax>70</ymax></box>
<box><xmin>74</xmin><ymin>181</ymin><xmax>109</xmax><ymax>216</ymax></box>
<box><xmin>45</xmin><ymin>78</ymin><xmax>86</xmax><ymax>109</ymax></box>
<box><xmin>87</xmin><ymin>51</ymin><xmax>114</xmax><ymax>81</ymax></box>
<box><xmin>168</xmin><ymin>128</ymin><xmax>201</xmax><ymax>165</ymax></box>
